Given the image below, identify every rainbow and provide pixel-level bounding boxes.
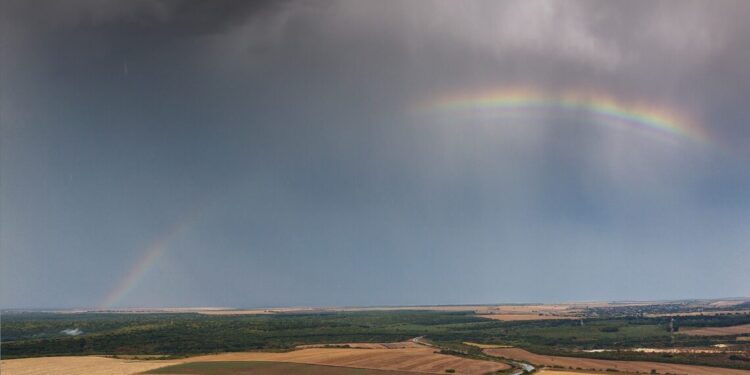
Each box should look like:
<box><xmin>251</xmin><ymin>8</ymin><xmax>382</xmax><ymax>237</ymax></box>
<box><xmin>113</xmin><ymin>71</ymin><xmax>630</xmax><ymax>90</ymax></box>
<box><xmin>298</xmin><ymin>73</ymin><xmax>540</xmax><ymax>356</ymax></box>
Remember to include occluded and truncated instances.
<box><xmin>99</xmin><ymin>213</ymin><xmax>199</xmax><ymax>309</ymax></box>
<box><xmin>416</xmin><ymin>87</ymin><xmax>707</xmax><ymax>144</ymax></box>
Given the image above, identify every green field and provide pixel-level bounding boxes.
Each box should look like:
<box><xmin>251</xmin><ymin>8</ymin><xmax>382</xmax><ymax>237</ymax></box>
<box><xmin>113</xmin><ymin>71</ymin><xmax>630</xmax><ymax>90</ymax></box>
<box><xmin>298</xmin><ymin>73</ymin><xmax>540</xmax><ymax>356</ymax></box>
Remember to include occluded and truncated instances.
<box><xmin>145</xmin><ymin>361</ymin><xmax>420</xmax><ymax>375</ymax></box>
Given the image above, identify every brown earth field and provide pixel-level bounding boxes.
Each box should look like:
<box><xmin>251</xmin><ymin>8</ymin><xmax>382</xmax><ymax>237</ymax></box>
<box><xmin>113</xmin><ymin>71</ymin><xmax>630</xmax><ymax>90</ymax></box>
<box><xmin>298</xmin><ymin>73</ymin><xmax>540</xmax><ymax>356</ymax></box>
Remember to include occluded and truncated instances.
<box><xmin>297</xmin><ymin>341</ymin><xmax>422</xmax><ymax>349</ymax></box>
<box><xmin>186</xmin><ymin>347</ymin><xmax>510</xmax><ymax>374</ymax></box>
<box><xmin>144</xmin><ymin>361</ymin><xmax>437</xmax><ymax>374</ymax></box>
<box><xmin>0</xmin><ymin>347</ymin><xmax>510</xmax><ymax>375</ymax></box>
<box><xmin>484</xmin><ymin>347</ymin><xmax>750</xmax><ymax>375</ymax></box>
<box><xmin>681</xmin><ymin>324</ymin><xmax>750</xmax><ymax>336</ymax></box>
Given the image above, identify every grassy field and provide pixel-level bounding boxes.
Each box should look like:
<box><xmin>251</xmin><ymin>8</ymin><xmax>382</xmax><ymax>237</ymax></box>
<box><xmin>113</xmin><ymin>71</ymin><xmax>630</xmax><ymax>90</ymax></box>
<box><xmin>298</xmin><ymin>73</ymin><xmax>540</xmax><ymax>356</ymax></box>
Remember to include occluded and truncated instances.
<box><xmin>145</xmin><ymin>361</ymin><xmax>428</xmax><ymax>374</ymax></box>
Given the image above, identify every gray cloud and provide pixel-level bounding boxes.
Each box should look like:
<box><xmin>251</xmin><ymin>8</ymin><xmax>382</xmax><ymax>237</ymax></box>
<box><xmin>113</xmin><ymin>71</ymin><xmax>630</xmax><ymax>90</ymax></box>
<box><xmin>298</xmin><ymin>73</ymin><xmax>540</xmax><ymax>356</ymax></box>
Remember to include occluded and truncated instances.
<box><xmin>1</xmin><ymin>0</ymin><xmax>749</xmax><ymax>308</ymax></box>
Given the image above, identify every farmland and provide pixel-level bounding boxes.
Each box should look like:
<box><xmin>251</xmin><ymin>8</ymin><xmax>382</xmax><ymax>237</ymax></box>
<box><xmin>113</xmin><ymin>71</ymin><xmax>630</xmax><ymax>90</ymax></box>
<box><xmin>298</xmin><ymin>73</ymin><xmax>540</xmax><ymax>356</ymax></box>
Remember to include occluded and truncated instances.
<box><xmin>145</xmin><ymin>361</ymin><xmax>429</xmax><ymax>375</ymax></box>
<box><xmin>180</xmin><ymin>347</ymin><xmax>510</xmax><ymax>373</ymax></box>
<box><xmin>2</xmin><ymin>299</ymin><xmax>750</xmax><ymax>374</ymax></box>
<box><xmin>0</xmin><ymin>356</ymin><xmax>183</xmax><ymax>375</ymax></box>
<box><xmin>485</xmin><ymin>347</ymin><xmax>750</xmax><ymax>375</ymax></box>
<box><xmin>682</xmin><ymin>324</ymin><xmax>750</xmax><ymax>336</ymax></box>
<box><xmin>1</xmin><ymin>348</ymin><xmax>509</xmax><ymax>375</ymax></box>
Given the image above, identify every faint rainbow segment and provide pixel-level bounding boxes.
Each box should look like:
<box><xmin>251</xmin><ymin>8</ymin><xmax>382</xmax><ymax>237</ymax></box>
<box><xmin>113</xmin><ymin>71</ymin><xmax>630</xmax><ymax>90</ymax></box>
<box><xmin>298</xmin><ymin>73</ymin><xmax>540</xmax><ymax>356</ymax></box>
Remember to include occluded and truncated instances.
<box><xmin>99</xmin><ymin>212</ymin><xmax>200</xmax><ymax>309</ymax></box>
<box><xmin>415</xmin><ymin>87</ymin><xmax>708</xmax><ymax>144</ymax></box>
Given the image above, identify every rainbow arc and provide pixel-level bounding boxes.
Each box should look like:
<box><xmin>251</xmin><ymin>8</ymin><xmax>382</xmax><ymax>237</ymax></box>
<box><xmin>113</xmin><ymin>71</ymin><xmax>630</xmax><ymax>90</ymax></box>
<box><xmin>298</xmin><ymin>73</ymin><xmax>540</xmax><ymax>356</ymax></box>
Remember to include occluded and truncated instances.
<box><xmin>417</xmin><ymin>87</ymin><xmax>707</xmax><ymax>144</ymax></box>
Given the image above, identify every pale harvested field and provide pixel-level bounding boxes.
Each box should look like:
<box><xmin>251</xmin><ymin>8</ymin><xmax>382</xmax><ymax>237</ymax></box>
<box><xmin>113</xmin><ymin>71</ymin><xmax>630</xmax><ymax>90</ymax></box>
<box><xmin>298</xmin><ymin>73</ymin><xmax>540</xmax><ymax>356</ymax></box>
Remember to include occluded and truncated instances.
<box><xmin>462</xmin><ymin>342</ymin><xmax>512</xmax><ymax>349</ymax></box>
<box><xmin>477</xmin><ymin>314</ymin><xmax>580</xmax><ymax>321</ymax></box>
<box><xmin>188</xmin><ymin>302</ymin><xmax>644</xmax><ymax>316</ymax></box>
<box><xmin>189</xmin><ymin>347</ymin><xmax>510</xmax><ymax>374</ymax></box>
<box><xmin>183</xmin><ymin>306</ymin><xmax>483</xmax><ymax>315</ymax></box>
<box><xmin>471</xmin><ymin>302</ymin><xmax>637</xmax><ymax>321</ymax></box>
<box><xmin>536</xmin><ymin>371</ymin><xmax>602</xmax><ymax>375</ymax></box>
<box><xmin>711</xmin><ymin>300</ymin><xmax>750</xmax><ymax>308</ymax></box>
<box><xmin>647</xmin><ymin>310</ymin><xmax>750</xmax><ymax>318</ymax></box>
<box><xmin>0</xmin><ymin>356</ymin><xmax>183</xmax><ymax>375</ymax></box>
<box><xmin>298</xmin><ymin>341</ymin><xmax>422</xmax><ymax>349</ymax></box>
<box><xmin>1</xmin><ymin>348</ymin><xmax>511</xmax><ymax>375</ymax></box>
<box><xmin>193</xmin><ymin>309</ymin><xmax>276</xmax><ymax>315</ymax></box>
<box><xmin>484</xmin><ymin>347</ymin><xmax>750</xmax><ymax>375</ymax></box>
<box><xmin>681</xmin><ymin>324</ymin><xmax>750</xmax><ymax>336</ymax></box>
<box><xmin>48</xmin><ymin>300</ymin><xmax>710</xmax><ymax>316</ymax></box>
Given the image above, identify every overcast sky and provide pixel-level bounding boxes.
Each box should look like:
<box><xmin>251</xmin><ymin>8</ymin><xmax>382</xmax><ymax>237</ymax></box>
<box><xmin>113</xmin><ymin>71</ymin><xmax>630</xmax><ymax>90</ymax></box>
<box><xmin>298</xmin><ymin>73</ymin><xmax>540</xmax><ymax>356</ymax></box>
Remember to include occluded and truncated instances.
<box><xmin>1</xmin><ymin>0</ymin><xmax>749</xmax><ymax>309</ymax></box>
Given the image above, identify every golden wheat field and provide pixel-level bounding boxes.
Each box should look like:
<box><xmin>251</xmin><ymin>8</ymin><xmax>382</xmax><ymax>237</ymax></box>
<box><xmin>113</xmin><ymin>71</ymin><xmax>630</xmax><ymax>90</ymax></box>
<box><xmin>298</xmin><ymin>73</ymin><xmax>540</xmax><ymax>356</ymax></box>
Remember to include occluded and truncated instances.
<box><xmin>1</xmin><ymin>347</ymin><xmax>510</xmax><ymax>375</ymax></box>
<box><xmin>0</xmin><ymin>356</ymin><xmax>183</xmax><ymax>375</ymax></box>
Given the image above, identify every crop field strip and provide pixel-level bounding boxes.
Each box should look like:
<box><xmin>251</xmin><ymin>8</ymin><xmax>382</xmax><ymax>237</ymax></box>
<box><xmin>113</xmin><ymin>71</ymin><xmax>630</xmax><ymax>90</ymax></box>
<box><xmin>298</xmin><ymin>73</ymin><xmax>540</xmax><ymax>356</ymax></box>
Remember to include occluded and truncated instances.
<box><xmin>681</xmin><ymin>324</ymin><xmax>750</xmax><ymax>336</ymax></box>
<box><xmin>0</xmin><ymin>347</ymin><xmax>510</xmax><ymax>375</ymax></box>
<box><xmin>145</xmin><ymin>361</ymin><xmax>433</xmax><ymax>375</ymax></box>
<box><xmin>0</xmin><ymin>356</ymin><xmax>184</xmax><ymax>375</ymax></box>
<box><xmin>484</xmin><ymin>347</ymin><xmax>750</xmax><ymax>375</ymax></box>
<box><xmin>184</xmin><ymin>347</ymin><xmax>511</xmax><ymax>374</ymax></box>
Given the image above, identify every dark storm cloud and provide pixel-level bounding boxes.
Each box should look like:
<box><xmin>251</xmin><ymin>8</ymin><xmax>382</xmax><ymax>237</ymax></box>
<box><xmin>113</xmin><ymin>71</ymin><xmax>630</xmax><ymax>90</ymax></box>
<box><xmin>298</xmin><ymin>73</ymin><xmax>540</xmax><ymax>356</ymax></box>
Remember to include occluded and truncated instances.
<box><xmin>1</xmin><ymin>1</ymin><xmax>749</xmax><ymax>308</ymax></box>
<box><xmin>4</xmin><ymin>0</ymin><xmax>281</xmax><ymax>35</ymax></box>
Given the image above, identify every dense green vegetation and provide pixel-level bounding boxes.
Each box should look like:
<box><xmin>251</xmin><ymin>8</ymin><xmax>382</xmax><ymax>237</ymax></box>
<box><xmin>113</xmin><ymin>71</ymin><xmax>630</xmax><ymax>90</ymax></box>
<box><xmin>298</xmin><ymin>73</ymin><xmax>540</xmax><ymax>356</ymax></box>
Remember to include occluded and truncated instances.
<box><xmin>2</xmin><ymin>309</ymin><xmax>749</xmax><ymax>370</ymax></box>
<box><xmin>1</xmin><ymin>311</ymin><xmax>483</xmax><ymax>357</ymax></box>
